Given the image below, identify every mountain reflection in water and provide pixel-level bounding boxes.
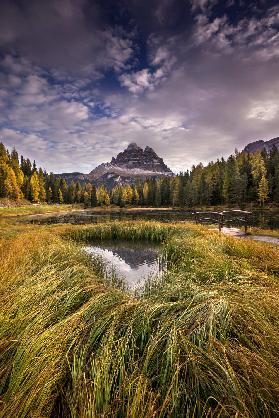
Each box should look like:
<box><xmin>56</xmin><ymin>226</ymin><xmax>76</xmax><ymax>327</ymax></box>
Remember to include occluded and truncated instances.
<box><xmin>84</xmin><ymin>240</ymin><xmax>165</xmax><ymax>290</ymax></box>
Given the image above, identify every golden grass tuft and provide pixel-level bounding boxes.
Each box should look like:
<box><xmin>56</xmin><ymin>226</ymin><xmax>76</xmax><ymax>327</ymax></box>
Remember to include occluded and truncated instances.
<box><xmin>0</xmin><ymin>221</ymin><xmax>279</xmax><ymax>417</ymax></box>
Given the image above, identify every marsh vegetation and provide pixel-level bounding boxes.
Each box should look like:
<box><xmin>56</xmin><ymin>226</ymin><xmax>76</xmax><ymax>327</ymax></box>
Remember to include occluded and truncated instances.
<box><xmin>0</xmin><ymin>213</ymin><xmax>279</xmax><ymax>417</ymax></box>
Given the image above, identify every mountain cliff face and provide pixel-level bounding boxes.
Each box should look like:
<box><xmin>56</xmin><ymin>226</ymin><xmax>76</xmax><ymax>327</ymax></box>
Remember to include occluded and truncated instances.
<box><xmin>57</xmin><ymin>143</ymin><xmax>173</xmax><ymax>187</ymax></box>
<box><xmin>88</xmin><ymin>143</ymin><xmax>172</xmax><ymax>181</ymax></box>
<box><xmin>244</xmin><ymin>137</ymin><xmax>279</xmax><ymax>153</ymax></box>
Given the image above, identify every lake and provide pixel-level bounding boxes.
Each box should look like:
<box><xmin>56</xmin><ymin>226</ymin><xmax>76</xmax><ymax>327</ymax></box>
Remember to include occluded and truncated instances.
<box><xmin>27</xmin><ymin>208</ymin><xmax>279</xmax><ymax>229</ymax></box>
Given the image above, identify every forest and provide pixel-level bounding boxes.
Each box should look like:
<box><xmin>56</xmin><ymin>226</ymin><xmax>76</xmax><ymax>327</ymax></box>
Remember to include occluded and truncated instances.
<box><xmin>0</xmin><ymin>141</ymin><xmax>279</xmax><ymax>208</ymax></box>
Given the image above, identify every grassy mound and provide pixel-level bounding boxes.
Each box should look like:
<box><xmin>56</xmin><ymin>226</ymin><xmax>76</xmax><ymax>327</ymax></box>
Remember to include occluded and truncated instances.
<box><xmin>0</xmin><ymin>221</ymin><xmax>279</xmax><ymax>417</ymax></box>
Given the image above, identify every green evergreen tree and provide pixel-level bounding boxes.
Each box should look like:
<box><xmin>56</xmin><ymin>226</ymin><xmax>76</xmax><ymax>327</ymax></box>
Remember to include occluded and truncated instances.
<box><xmin>223</xmin><ymin>155</ymin><xmax>242</xmax><ymax>204</ymax></box>
<box><xmin>91</xmin><ymin>184</ymin><xmax>98</xmax><ymax>207</ymax></box>
<box><xmin>154</xmin><ymin>180</ymin><xmax>162</xmax><ymax>207</ymax></box>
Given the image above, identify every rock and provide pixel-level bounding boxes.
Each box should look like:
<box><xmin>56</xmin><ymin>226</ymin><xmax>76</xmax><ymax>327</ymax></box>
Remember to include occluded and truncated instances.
<box><xmin>56</xmin><ymin>143</ymin><xmax>173</xmax><ymax>188</ymax></box>
<box><xmin>244</xmin><ymin>137</ymin><xmax>279</xmax><ymax>153</ymax></box>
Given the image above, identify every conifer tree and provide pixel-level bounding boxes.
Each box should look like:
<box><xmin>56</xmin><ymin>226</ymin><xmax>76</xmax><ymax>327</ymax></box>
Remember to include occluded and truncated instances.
<box><xmin>172</xmin><ymin>176</ymin><xmax>183</xmax><ymax>206</ymax></box>
<box><xmin>96</xmin><ymin>186</ymin><xmax>110</xmax><ymax>206</ymax></box>
<box><xmin>38</xmin><ymin>168</ymin><xmax>46</xmax><ymax>201</ymax></box>
<box><xmin>273</xmin><ymin>166</ymin><xmax>279</xmax><ymax>203</ymax></box>
<box><xmin>154</xmin><ymin>180</ymin><xmax>162</xmax><ymax>207</ymax></box>
<box><xmin>125</xmin><ymin>185</ymin><xmax>133</xmax><ymax>205</ymax></box>
<box><xmin>143</xmin><ymin>182</ymin><xmax>149</xmax><ymax>206</ymax></box>
<box><xmin>258</xmin><ymin>175</ymin><xmax>269</xmax><ymax>206</ymax></box>
<box><xmin>223</xmin><ymin>155</ymin><xmax>242</xmax><ymax>204</ymax></box>
<box><xmin>30</xmin><ymin>172</ymin><xmax>40</xmax><ymax>202</ymax></box>
<box><xmin>0</xmin><ymin>162</ymin><xmax>21</xmax><ymax>199</ymax></box>
<box><xmin>75</xmin><ymin>182</ymin><xmax>82</xmax><ymax>203</ymax></box>
<box><xmin>58</xmin><ymin>189</ymin><xmax>64</xmax><ymax>204</ymax></box>
<box><xmin>46</xmin><ymin>186</ymin><xmax>52</xmax><ymax>203</ymax></box>
<box><xmin>133</xmin><ymin>187</ymin><xmax>140</xmax><ymax>206</ymax></box>
<box><xmin>10</xmin><ymin>148</ymin><xmax>24</xmax><ymax>195</ymax></box>
<box><xmin>90</xmin><ymin>184</ymin><xmax>97</xmax><ymax>207</ymax></box>
<box><xmin>67</xmin><ymin>181</ymin><xmax>76</xmax><ymax>204</ymax></box>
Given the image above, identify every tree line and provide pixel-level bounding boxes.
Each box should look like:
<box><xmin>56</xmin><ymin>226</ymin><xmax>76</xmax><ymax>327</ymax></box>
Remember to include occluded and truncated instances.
<box><xmin>0</xmin><ymin>141</ymin><xmax>279</xmax><ymax>207</ymax></box>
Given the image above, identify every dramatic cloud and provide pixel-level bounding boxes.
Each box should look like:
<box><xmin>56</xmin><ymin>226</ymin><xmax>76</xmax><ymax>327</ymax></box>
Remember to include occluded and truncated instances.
<box><xmin>0</xmin><ymin>0</ymin><xmax>279</xmax><ymax>173</ymax></box>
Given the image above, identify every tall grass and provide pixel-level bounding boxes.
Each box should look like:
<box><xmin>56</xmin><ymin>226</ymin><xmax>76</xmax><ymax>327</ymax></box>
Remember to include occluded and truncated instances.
<box><xmin>0</xmin><ymin>221</ymin><xmax>279</xmax><ymax>417</ymax></box>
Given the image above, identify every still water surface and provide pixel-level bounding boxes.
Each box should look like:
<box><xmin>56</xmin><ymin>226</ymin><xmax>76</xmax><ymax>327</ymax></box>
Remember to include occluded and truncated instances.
<box><xmin>29</xmin><ymin>208</ymin><xmax>279</xmax><ymax>229</ymax></box>
<box><xmin>84</xmin><ymin>240</ymin><xmax>166</xmax><ymax>291</ymax></box>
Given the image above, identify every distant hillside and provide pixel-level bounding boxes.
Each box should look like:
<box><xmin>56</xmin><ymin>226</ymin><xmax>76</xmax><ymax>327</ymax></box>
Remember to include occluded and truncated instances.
<box><xmin>54</xmin><ymin>172</ymin><xmax>88</xmax><ymax>183</ymax></box>
<box><xmin>56</xmin><ymin>143</ymin><xmax>173</xmax><ymax>188</ymax></box>
<box><xmin>244</xmin><ymin>137</ymin><xmax>279</xmax><ymax>153</ymax></box>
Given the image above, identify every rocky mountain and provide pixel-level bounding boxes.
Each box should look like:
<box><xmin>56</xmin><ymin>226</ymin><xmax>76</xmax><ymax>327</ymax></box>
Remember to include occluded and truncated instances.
<box><xmin>244</xmin><ymin>137</ymin><xmax>279</xmax><ymax>153</ymax></box>
<box><xmin>54</xmin><ymin>172</ymin><xmax>88</xmax><ymax>183</ymax></box>
<box><xmin>56</xmin><ymin>143</ymin><xmax>173</xmax><ymax>188</ymax></box>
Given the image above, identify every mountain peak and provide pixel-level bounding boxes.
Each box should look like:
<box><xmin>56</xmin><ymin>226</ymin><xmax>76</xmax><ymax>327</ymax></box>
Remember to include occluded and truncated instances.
<box><xmin>144</xmin><ymin>145</ymin><xmax>157</xmax><ymax>155</ymax></box>
<box><xmin>57</xmin><ymin>143</ymin><xmax>173</xmax><ymax>188</ymax></box>
<box><xmin>244</xmin><ymin>136</ymin><xmax>279</xmax><ymax>153</ymax></box>
<box><xmin>127</xmin><ymin>142</ymin><xmax>141</xmax><ymax>151</ymax></box>
<box><xmin>88</xmin><ymin>143</ymin><xmax>173</xmax><ymax>187</ymax></box>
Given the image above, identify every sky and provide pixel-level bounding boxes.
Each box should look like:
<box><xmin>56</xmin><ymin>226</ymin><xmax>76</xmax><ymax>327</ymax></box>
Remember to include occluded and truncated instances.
<box><xmin>0</xmin><ymin>0</ymin><xmax>279</xmax><ymax>174</ymax></box>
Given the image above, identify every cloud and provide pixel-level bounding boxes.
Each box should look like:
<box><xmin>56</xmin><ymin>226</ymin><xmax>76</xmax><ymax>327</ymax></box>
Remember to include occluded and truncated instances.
<box><xmin>119</xmin><ymin>34</ymin><xmax>177</xmax><ymax>94</ymax></box>
<box><xmin>1</xmin><ymin>1</ymin><xmax>279</xmax><ymax>174</ymax></box>
<box><xmin>119</xmin><ymin>69</ymin><xmax>155</xmax><ymax>94</ymax></box>
<box><xmin>192</xmin><ymin>5</ymin><xmax>279</xmax><ymax>61</ymax></box>
<box><xmin>0</xmin><ymin>0</ymin><xmax>135</xmax><ymax>76</ymax></box>
<box><xmin>191</xmin><ymin>0</ymin><xmax>218</xmax><ymax>13</ymax></box>
<box><xmin>247</xmin><ymin>101</ymin><xmax>279</xmax><ymax>122</ymax></box>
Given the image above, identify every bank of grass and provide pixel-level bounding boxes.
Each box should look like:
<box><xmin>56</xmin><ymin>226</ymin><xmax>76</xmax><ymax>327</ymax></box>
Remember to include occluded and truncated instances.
<box><xmin>0</xmin><ymin>203</ymin><xmax>179</xmax><ymax>219</ymax></box>
<box><xmin>0</xmin><ymin>203</ymin><xmax>86</xmax><ymax>218</ymax></box>
<box><xmin>0</xmin><ymin>220</ymin><xmax>279</xmax><ymax>417</ymax></box>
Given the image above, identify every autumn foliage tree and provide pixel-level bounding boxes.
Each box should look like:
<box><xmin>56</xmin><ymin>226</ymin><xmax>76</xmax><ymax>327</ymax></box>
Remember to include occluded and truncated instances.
<box><xmin>0</xmin><ymin>141</ymin><xmax>278</xmax><ymax>208</ymax></box>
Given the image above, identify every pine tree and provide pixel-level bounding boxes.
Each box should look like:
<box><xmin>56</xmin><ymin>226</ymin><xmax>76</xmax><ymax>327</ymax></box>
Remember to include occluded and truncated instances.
<box><xmin>74</xmin><ymin>182</ymin><xmax>82</xmax><ymax>203</ymax></box>
<box><xmin>30</xmin><ymin>172</ymin><xmax>40</xmax><ymax>202</ymax></box>
<box><xmin>91</xmin><ymin>185</ymin><xmax>98</xmax><ymax>207</ymax></box>
<box><xmin>21</xmin><ymin>158</ymin><xmax>32</xmax><ymax>177</ymax></box>
<box><xmin>121</xmin><ymin>187</ymin><xmax>128</xmax><ymax>207</ymax></box>
<box><xmin>0</xmin><ymin>162</ymin><xmax>22</xmax><ymax>199</ymax></box>
<box><xmin>258</xmin><ymin>175</ymin><xmax>269</xmax><ymax>206</ymax></box>
<box><xmin>58</xmin><ymin>189</ymin><xmax>64</xmax><ymax>204</ymax></box>
<box><xmin>83</xmin><ymin>191</ymin><xmax>91</xmax><ymax>207</ymax></box>
<box><xmin>133</xmin><ymin>187</ymin><xmax>140</xmax><ymax>206</ymax></box>
<box><xmin>0</xmin><ymin>142</ymin><xmax>9</xmax><ymax>163</ymax></box>
<box><xmin>67</xmin><ymin>181</ymin><xmax>76</xmax><ymax>204</ymax></box>
<box><xmin>160</xmin><ymin>177</ymin><xmax>171</xmax><ymax>206</ymax></box>
<box><xmin>46</xmin><ymin>187</ymin><xmax>52</xmax><ymax>203</ymax></box>
<box><xmin>60</xmin><ymin>179</ymin><xmax>68</xmax><ymax>202</ymax></box>
<box><xmin>143</xmin><ymin>182</ymin><xmax>149</xmax><ymax>206</ymax></box>
<box><xmin>172</xmin><ymin>176</ymin><xmax>183</xmax><ymax>206</ymax></box>
<box><xmin>223</xmin><ymin>155</ymin><xmax>242</xmax><ymax>204</ymax></box>
<box><xmin>154</xmin><ymin>180</ymin><xmax>162</xmax><ymax>207</ymax></box>
<box><xmin>273</xmin><ymin>166</ymin><xmax>279</xmax><ymax>203</ymax></box>
<box><xmin>190</xmin><ymin>164</ymin><xmax>203</xmax><ymax>206</ymax></box>
<box><xmin>125</xmin><ymin>185</ymin><xmax>133</xmax><ymax>205</ymax></box>
<box><xmin>38</xmin><ymin>168</ymin><xmax>46</xmax><ymax>201</ymax></box>
<box><xmin>96</xmin><ymin>186</ymin><xmax>110</xmax><ymax>206</ymax></box>
<box><xmin>10</xmin><ymin>148</ymin><xmax>24</xmax><ymax>196</ymax></box>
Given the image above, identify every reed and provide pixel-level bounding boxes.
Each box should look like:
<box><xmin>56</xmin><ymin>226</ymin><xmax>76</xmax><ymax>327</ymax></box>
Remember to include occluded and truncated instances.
<box><xmin>0</xmin><ymin>221</ymin><xmax>279</xmax><ymax>417</ymax></box>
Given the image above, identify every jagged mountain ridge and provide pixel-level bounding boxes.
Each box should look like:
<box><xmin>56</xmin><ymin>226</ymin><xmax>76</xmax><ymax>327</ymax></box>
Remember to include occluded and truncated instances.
<box><xmin>244</xmin><ymin>136</ymin><xmax>279</xmax><ymax>153</ymax></box>
<box><xmin>56</xmin><ymin>143</ymin><xmax>173</xmax><ymax>187</ymax></box>
<box><xmin>88</xmin><ymin>143</ymin><xmax>172</xmax><ymax>180</ymax></box>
